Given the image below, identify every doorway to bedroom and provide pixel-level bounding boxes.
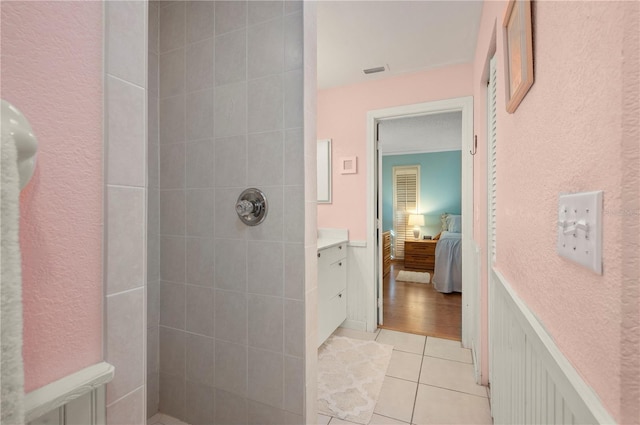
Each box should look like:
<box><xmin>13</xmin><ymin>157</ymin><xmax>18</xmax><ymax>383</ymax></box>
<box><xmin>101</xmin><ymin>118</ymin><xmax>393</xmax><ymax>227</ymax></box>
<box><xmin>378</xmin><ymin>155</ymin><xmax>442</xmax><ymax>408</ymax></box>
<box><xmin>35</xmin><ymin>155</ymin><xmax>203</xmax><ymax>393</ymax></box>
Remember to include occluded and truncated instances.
<box><xmin>367</xmin><ymin>97</ymin><xmax>476</xmax><ymax>345</ymax></box>
<box><xmin>377</xmin><ymin>111</ymin><xmax>464</xmax><ymax>340</ymax></box>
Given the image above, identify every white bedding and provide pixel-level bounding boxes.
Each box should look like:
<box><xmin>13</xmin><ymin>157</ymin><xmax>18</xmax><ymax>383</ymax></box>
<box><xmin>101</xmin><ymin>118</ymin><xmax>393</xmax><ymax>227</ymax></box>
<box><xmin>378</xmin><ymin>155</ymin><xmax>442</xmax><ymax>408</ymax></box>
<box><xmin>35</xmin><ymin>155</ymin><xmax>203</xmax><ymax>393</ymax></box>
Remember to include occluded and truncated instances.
<box><xmin>432</xmin><ymin>231</ymin><xmax>462</xmax><ymax>293</ymax></box>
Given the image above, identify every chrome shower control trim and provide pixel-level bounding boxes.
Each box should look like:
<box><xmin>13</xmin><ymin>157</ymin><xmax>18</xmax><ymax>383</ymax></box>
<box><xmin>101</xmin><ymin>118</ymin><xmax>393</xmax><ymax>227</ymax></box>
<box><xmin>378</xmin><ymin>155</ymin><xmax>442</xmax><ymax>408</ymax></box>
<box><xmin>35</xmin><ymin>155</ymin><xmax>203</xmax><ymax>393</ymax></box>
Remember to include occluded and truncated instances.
<box><xmin>235</xmin><ymin>188</ymin><xmax>268</xmax><ymax>226</ymax></box>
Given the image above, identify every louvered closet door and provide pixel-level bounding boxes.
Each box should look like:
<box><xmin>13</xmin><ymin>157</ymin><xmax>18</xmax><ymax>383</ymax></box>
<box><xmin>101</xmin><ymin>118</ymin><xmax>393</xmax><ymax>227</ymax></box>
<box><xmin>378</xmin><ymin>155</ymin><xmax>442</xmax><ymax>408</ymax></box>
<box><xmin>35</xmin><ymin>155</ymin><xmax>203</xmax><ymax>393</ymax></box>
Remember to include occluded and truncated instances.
<box><xmin>488</xmin><ymin>56</ymin><xmax>497</xmax><ymax>264</ymax></box>
<box><xmin>392</xmin><ymin>166</ymin><xmax>419</xmax><ymax>259</ymax></box>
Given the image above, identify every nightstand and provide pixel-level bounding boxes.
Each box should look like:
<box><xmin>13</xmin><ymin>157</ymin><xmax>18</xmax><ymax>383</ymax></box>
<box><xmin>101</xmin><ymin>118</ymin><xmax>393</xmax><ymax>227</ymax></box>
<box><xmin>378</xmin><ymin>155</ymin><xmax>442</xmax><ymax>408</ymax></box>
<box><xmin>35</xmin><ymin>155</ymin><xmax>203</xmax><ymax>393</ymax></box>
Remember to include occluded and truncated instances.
<box><xmin>404</xmin><ymin>239</ymin><xmax>437</xmax><ymax>271</ymax></box>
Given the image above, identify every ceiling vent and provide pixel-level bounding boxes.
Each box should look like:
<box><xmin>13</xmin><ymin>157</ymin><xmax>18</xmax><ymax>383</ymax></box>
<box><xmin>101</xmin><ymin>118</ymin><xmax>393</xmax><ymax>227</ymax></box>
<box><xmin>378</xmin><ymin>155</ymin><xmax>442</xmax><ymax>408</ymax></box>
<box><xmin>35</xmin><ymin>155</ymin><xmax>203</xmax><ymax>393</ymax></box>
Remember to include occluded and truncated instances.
<box><xmin>363</xmin><ymin>66</ymin><xmax>386</xmax><ymax>75</ymax></box>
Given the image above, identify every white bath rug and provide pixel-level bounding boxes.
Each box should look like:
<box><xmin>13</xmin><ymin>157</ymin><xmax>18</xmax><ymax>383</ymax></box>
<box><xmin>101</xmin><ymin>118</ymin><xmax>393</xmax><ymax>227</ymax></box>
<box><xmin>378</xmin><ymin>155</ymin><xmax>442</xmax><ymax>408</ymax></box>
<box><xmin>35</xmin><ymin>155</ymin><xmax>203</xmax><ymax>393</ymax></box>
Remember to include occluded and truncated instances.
<box><xmin>317</xmin><ymin>335</ymin><xmax>393</xmax><ymax>424</ymax></box>
<box><xmin>396</xmin><ymin>270</ymin><xmax>430</xmax><ymax>284</ymax></box>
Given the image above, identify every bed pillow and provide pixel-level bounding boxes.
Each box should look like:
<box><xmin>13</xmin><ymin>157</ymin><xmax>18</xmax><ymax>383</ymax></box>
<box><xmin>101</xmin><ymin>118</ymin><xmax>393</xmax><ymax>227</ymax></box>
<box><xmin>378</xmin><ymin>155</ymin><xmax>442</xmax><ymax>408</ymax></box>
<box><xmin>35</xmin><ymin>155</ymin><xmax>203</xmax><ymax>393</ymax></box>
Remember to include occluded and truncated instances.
<box><xmin>440</xmin><ymin>213</ymin><xmax>449</xmax><ymax>231</ymax></box>
<box><xmin>446</xmin><ymin>215</ymin><xmax>462</xmax><ymax>233</ymax></box>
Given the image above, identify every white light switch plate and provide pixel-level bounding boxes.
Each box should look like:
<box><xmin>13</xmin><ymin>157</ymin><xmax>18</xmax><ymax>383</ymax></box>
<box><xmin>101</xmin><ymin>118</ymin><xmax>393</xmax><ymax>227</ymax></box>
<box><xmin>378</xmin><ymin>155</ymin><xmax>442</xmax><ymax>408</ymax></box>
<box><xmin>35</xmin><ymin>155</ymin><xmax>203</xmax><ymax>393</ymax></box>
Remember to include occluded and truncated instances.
<box><xmin>557</xmin><ymin>191</ymin><xmax>603</xmax><ymax>274</ymax></box>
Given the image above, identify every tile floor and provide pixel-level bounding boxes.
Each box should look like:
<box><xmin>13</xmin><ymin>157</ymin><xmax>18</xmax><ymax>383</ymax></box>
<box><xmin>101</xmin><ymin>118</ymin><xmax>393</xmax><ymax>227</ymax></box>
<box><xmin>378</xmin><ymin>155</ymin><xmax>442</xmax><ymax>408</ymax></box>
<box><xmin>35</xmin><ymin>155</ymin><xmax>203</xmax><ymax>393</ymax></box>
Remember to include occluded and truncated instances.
<box><xmin>148</xmin><ymin>328</ymin><xmax>492</xmax><ymax>425</ymax></box>
<box><xmin>321</xmin><ymin>328</ymin><xmax>493</xmax><ymax>425</ymax></box>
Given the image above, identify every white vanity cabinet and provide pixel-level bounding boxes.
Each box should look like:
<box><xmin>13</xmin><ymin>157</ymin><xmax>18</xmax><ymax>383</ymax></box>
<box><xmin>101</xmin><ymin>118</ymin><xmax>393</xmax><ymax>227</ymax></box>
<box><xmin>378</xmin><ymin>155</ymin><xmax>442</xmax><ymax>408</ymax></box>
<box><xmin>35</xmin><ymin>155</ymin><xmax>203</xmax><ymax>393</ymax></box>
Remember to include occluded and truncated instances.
<box><xmin>317</xmin><ymin>242</ymin><xmax>347</xmax><ymax>347</ymax></box>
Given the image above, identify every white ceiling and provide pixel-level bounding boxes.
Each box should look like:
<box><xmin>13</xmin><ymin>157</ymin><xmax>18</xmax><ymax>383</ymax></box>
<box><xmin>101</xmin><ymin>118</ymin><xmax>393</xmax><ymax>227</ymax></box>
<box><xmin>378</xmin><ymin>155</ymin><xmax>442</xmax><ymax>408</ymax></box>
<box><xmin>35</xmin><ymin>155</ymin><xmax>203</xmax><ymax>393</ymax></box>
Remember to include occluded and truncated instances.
<box><xmin>317</xmin><ymin>1</ymin><xmax>483</xmax><ymax>90</ymax></box>
<box><xmin>378</xmin><ymin>111</ymin><xmax>462</xmax><ymax>155</ymax></box>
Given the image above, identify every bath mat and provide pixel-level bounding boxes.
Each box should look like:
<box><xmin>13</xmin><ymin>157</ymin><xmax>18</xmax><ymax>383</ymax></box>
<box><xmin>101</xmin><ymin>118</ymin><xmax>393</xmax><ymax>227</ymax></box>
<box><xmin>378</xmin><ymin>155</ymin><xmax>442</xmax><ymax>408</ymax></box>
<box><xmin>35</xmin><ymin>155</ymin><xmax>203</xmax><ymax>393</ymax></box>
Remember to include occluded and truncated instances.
<box><xmin>317</xmin><ymin>335</ymin><xmax>393</xmax><ymax>424</ymax></box>
<box><xmin>396</xmin><ymin>270</ymin><xmax>430</xmax><ymax>284</ymax></box>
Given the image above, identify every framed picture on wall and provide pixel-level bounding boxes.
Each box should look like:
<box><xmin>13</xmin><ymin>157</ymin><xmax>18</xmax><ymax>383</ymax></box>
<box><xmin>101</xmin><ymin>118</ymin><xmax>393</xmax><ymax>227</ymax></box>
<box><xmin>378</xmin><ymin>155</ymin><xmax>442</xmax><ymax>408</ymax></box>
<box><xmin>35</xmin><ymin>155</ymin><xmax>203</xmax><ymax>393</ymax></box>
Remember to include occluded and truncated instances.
<box><xmin>503</xmin><ymin>0</ymin><xmax>534</xmax><ymax>113</ymax></box>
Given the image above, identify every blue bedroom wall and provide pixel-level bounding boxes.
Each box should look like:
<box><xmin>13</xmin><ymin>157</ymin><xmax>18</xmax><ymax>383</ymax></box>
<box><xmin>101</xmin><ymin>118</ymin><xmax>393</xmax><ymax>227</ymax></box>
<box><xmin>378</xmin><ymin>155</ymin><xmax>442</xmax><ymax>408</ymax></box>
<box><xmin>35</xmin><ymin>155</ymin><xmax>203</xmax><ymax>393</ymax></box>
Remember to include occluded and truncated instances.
<box><xmin>382</xmin><ymin>150</ymin><xmax>461</xmax><ymax>236</ymax></box>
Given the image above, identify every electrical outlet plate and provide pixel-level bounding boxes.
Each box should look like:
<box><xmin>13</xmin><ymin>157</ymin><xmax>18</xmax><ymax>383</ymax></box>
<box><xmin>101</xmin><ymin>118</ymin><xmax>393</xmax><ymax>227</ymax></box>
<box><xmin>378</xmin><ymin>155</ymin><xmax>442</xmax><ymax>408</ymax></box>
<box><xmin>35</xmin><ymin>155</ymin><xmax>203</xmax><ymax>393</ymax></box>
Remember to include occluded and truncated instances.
<box><xmin>557</xmin><ymin>191</ymin><xmax>603</xmax><ymax>274</ymax></box>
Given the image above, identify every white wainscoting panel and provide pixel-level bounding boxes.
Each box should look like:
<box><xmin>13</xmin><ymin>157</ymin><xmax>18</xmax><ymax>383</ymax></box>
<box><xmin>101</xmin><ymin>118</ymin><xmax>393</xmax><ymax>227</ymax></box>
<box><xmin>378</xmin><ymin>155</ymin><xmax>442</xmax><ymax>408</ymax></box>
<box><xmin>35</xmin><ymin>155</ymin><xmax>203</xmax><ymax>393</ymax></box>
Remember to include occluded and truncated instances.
<box><xmin>342</xmin><ymin>241</ymin><xmax>369</xmax><ymax>331</ymax></box>
<box><xmin>25</xmin><ymin>362</ymin><xmax>113</xmax><ymax>425</ymax></box>
<box><xmin>489</xmin><ymin>269</ymin><xmax>615</xmax><ymax>424</ymax></box>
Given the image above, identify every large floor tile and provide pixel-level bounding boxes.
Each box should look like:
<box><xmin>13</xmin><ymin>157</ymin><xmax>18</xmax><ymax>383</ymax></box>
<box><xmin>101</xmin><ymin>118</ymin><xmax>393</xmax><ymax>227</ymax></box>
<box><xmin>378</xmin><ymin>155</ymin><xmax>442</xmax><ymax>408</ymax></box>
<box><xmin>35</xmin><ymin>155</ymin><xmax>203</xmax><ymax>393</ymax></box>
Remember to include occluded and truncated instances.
<box><xmin>328</xmin><ymin>417</ymin><xmax>359</xmax><ymax>424</ymax></box>
<box><xmin>419</xmin><ymin>356</ymin><xmax>487</xmax><ymax>397</ymax></box>
<box><xmin>368</xmin><ymin>414</ymin><xmax>409</xmax><ymax>424</ymax></box>
<box><xmin>386</xmin><ymin>350</ymin><xmax>422</xmax><ymax>382</ymax></box>
<box><xmin>373</xmin><ymin>376</ymin><xmax>418</xmax><ymax>423</ymax></box>
<box><xmin>376</xmin><ymin>329</ymin><xmax>425</xmax><ymax>354</ymax></box>
<box><xmin>317</xmin><ymin>413</ymin><xmax>331</xmax><ymax>425</ymax></box>
<box><xmin>333</xmin><ymin>327</ymin><xmax>380</xmax><ymax>341</ymax></box>
<box><xmin>425</xmin><ymin>336</ymin><xmax>472</xmax><ymax>363</ymax></box>
<box><xmin>412</xmin><ymin>384</ymin><xmax>492</xmax><ymax>425</ymax></box>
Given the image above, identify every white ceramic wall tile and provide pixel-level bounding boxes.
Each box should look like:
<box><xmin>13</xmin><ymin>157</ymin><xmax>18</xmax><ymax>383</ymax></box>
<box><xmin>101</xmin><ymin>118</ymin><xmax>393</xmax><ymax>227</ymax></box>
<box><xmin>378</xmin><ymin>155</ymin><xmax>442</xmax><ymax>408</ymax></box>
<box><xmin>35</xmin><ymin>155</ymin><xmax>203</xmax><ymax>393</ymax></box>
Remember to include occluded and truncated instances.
<box><xmin>214</xmin><ymin>340</ymin><xmax>248</xmax><ymax>397</ymax></box>
<box><xmin>106</xmin><ymin>187</ymin><xmax>144</xmax><ymax>295</ymax></box>
<box><xmin>148</xmin><ymin>142</ymin><xmax>160</xmax><ymax>188</ymax></box>
<box><xmin>107</xmin><ymin>76</ymin><xmax>145</xmax><ymax>186</ymax></box>
<box><xmin>185</xmin><ymin>140</ymin><xmax>215</xmax><ymax>188</ymax></box>
<box><xmin>425</xmin><ymin>336</ymin><xmax>473</xmax><ymax>364</ymax></box>
<box><xmin>248</xmin><ymin>1</ymin><xmax>283</xmax><ymax>25</ymax></box>
<box><xmin>214</xmin><ymin>238</ymin><xmax>247</xmax><ymax>291</ymax></box>
<box><xmin>283</xmin><ymin>69</ymin><xmax>303</xmax><ymax>129</ymax></box>
<box><xmin>159</xmin><ymin>95</ymin><xmax>185</xmax><ymax>144</ymax></box>
<box><xmin>284</xmin><ymin>12</ymin><xmax>303</xmax><ymax>71</ymax></box>
<box><xmin>186</xmin><ymin>188</ymin><xmax>215</xmax><ymax>237</ymax></box>
<box><xmin>284</xmin><ymin>127</ymin><xmax>304</xmax><ymax>185</ymax></box>
<box><xmin>214</xmin><ymin>135</ymin><xmax>247</xmax><ymax>187</ymax></box>
<box><xmin>147</xmin><ymin>372</ymin><xmax>160</xmax><ymax>419</ymax></box>
<box><xmin>284</xmin><ymin>299</ymin><xmax>304</xmax><ymax>358</ymax></box>
<box><xmin>215</xmin><ymin>30</ymin><xmax>247</xmax><ymax>86</ymax></box>
<box><xmin>147</xmin><ymin>325</ymin><xmax>160</xmax><ymax>374</ymax></box>
<box><xmin>213</xmin><ymin>82</ymin><xmax>247</xmax><ymax>138</ymax></box>
<box><xmin>159</xmin><ymin>282</ymin><xmax>186</xmax><ymax>329</ymax></box>
<box><xmin>106</xmin><ymin>0</ymin><xmax>146</xmax><ymax>87</ymax></box>
<box><xmin>419</xmin><ymin>356</ymin><xmax>487</xmax><ymax>397</ymax></box>
<box><xmin>247</xmin><ymin>241</ymin><xmax>283</xmax><ymax>296</ymax></box>
<box><xmin>247</xmin><ymin>131</ymin><xmax>284</xmax><ymax>186</ymax></box>
<box><xmin>106</xmin><ymin>288</ymin><xmax>144</xmax><ymax>404</ymax></box>
<box><xmin>283</xmin><ymin>355</ymin><xmax>303</xmax><ymax>414</ymax></box>
<box><xmin>248</xmin><ymin>294</ymin><xmax>283</xmax><ymax>351</ymax></box>
<box><xmin>376</xmin><ymin>329</ymin><xmax>426</xmax><ymax>354</ymax></box>
<box><xmin>160</xmin><ymin>143</ymin><xmax>186</xmax><ymax>189</ymax></box>
<box><xmin>160</xmin><ymin>190</ymin><xmax>186</xmax><ymax>235</ymax></box>
<box><xmin>248</xmin><ymin>18</ymin><xmax>284</xmax><ymax>79</ymax></box>
<box><xmin>160</xmin><ymin>237</ymin><xmax>186</xmax><ymax>282</ymax></box>
<box><xmin>185</xmin><ymin>381</ymin><xmax>215</xmax><ymax>425</ymax></box>
<box><xmin>186</xmin><ymin>39</ymin><xmax>214</xmax><ymax>93</ymax></box>
<box><xmin>248</xmin><ymin>75</ymin><xmax>284</xmax><ymax>133</ymax></box>
<box><xmin>215</xmin><ymin>1</ymin><xmax>247</xmax><ymax>36</ymax></box>
<box><xmin>159</xmin><ymin>2</ymin><xmax>185</xmax><ymax>53</ymax></box>
<box><xmin>149</xmin><ymin>52</ymin><xmax>160</xmax><ymax>98</ymax></box>
<box><xmin>186</xmin><ymin>1</ymin><xmax>215</xmax><ymax>44</ymax></box>
<box><xmin>284</xmin><ymin>243</ymin><xmax>304</xmax><ymax>300</ymax></box>
<box><xmin>185</xmin><ymin>284</ymin><xmax>215</xmax><ymax>336</ymax></box>
<box><xmin>284</xmin><ymin>0</ymin><xmax>303</xmax><ymax>15</ymax></box>
<box><xmin>160</xmin><ymin>48</ymin><xmax>185</xmax><ymax>98</ymax></box>
<box><xmin>386</xmin><ymin>350</ymin><xmax>423</xmax><ymax>384</ymax></box>
<box><xmin>247</xmin><ymin>348</ymin><xmax>284</xmax><ymax>408</ymax></box>
<box><xmin>214</xmin><ymin>389</ymin><xmax>248</xmax><ymax>425</ymax></box>
<box><xmin>186</xmin><ymin>237</ymin><xmax>215</xmax><ymax>287</ymax></box>
<box><xmin>147</xmin><ymin>281</ymin><xmax>160</xmax><ymax>326</ymax></box>
<box><xmin>186</xmin><ymin>89</ymin><xmax>215</xmax><ymax>142</ymax></box>
<box><xmin>159</xmin><ymin>373</ymin><xmax>186</xmax><ymax>419</ymax></box>
<box><xmin>214</xmin><ymin>290</ymin><xmax>248</xmax><ymax>344</ymax></box>
<box><xmin>283</xmin><ymin>186</ymin><xmax>304</xmax><ymax>242</ymax></box>
<box><xmin>213</xmin><ymin>187</ymin><xmax>247</xmax><ymax>239</ymax></box>
<box><xmin>373</xmin><ymin>376</ymin><xmax>418</xmax><ymax>423</ymax></box>
<box><xmin>186</xmin><ymin>333</ymin><xmax>215</xmax><ymax>386</ymax></box>
<box><xmin>106</xmin><ymin>386</ymin><xmax>145</xmax><ymax>425</ymax></box>
<box><xmin>159</xmin><ymin>326</ymin><xmax>186</xmax><ymax>377</ymax></box>
<box><xmin>412</xmin><ymin>384</ymin><xmax>492</xmax><ymax>425</ymax></box>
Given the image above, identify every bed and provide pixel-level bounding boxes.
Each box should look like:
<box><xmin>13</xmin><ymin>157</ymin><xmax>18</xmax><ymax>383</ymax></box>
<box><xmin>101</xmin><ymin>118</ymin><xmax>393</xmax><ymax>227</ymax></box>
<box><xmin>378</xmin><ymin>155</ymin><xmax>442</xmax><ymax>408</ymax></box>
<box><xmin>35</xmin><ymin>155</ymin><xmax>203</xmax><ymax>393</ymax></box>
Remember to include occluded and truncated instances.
<box><xmin>432</xmin><ymin>214</ymin><xmax>462</xmax><ymax>293</ymax></box>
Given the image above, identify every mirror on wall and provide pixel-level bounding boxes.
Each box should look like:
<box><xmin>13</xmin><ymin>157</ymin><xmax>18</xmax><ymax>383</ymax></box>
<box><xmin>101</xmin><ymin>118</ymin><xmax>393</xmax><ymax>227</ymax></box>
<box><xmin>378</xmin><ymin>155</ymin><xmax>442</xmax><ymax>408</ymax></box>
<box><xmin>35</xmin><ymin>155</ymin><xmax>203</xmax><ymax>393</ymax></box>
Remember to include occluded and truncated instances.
<box><xmin>317</xmin><ymin>139</ymin><xmax>332</xmax><ymax>203</ymax></box>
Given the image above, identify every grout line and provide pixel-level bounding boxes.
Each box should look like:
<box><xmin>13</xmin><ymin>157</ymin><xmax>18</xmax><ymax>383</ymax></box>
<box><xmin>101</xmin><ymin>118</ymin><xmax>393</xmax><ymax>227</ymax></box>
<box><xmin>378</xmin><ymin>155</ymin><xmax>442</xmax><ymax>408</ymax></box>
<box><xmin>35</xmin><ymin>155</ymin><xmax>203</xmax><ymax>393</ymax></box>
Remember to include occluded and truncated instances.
<box><xmin>417</xmin><ymin>382</ymin><xmax>489</xmax><ymax>399</ymax></box>
<box><xmin>409</xmin><ymin>345</ymin><xmax>426</xmax><ymax>424</ymax></box>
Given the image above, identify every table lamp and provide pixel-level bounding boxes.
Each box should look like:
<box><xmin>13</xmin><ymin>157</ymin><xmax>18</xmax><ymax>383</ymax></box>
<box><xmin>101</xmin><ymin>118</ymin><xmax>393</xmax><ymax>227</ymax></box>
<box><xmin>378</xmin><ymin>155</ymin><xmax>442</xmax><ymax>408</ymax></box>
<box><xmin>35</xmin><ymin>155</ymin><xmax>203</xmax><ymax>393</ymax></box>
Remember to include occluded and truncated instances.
<box><xmin>408</xmin><ymin>214</ymin><xmax>424</xmax><ymax>240</ymax></box>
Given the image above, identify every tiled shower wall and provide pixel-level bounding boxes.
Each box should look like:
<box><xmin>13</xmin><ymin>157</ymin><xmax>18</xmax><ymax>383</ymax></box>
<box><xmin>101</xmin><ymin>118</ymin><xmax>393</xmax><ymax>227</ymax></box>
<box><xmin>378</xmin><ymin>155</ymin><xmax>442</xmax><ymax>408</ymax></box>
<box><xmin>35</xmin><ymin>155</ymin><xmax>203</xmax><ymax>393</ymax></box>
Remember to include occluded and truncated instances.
<box><xmin>104</xmin><ymin>1</ymin><xmax>148</xmax><ymax>424</ymax></box>
<box><xmin>155</xmin><ymin>1</ymin><xmax>306</xmax><ymax>422</ymax></box>
<box><xmin>147</xmin><ymin>0</ymin><xmax>161</xmax><ymax>418</ymax></box>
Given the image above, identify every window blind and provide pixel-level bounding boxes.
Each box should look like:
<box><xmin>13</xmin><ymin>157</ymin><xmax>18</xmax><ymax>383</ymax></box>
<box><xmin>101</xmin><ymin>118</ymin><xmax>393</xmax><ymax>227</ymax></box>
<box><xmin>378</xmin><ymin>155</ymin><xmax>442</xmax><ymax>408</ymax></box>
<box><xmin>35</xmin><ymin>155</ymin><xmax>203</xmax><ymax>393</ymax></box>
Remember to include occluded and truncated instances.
<box><xmin>392</xmin><ymin>166</ymin><xmax>419</xmax><ymax>259</ymax></box>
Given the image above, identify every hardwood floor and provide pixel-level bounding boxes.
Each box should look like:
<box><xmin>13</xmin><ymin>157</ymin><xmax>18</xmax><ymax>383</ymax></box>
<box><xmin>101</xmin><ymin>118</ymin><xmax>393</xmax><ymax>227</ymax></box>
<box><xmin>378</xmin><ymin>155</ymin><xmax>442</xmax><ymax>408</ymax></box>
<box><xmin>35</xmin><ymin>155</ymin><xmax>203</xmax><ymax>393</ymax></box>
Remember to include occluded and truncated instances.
<box><xmin>380</xmin><ymin>261</ymin><xmax>462</xmax><ymax>341</ymax></box>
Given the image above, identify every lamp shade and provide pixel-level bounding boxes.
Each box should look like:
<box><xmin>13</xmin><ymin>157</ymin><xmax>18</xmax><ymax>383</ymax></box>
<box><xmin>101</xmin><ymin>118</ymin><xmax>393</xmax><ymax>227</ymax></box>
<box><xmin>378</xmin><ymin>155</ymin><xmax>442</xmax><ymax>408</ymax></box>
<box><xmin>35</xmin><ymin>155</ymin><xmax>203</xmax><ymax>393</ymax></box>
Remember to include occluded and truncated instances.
<box><xmin>407</xmin><ymin>214</ymin><xmax>424</xmax><ymax>227</ymax></box>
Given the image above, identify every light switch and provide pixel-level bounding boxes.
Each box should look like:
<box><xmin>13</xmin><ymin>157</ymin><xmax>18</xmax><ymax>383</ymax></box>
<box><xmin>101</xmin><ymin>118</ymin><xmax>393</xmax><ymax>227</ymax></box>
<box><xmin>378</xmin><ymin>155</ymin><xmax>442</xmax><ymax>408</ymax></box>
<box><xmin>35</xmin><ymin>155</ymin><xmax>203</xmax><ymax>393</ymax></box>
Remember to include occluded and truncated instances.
<box><xmin>557</xmin><ymin>191</ymin><xmax>603</xmax><ymax>274</ymax></box>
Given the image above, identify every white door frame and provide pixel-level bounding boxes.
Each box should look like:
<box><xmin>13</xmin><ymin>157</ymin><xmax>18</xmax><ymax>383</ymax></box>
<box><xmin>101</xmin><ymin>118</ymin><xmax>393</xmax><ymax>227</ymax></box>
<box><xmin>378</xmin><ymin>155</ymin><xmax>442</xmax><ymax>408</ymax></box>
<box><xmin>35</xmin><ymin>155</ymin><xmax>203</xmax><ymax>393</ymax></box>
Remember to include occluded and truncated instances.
<box><xmin>365</xmin><ymin>96</ymin><xmax>475</xmax><ymax>347</ymax></box>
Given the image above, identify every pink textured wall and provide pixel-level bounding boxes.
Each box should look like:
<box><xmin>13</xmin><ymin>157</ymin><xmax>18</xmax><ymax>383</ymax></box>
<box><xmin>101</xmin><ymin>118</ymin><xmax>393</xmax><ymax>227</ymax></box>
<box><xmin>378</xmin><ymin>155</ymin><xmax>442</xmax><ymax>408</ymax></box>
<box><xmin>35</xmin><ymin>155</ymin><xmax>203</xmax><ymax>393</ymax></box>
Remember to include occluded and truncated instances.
<box><xmin>1</xmin><ymin>1</ymin><xmax>103</xmax><ymax>391</ymax></box>
<box><xmin>472</xmin><ymin>1</ymin><xmax>638</xmax><ymax>421</ymax></box>
<box><xmin>317</xmin><ymin>64</ymin><xmax>473</xmax><ymax>240</ymax></box>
